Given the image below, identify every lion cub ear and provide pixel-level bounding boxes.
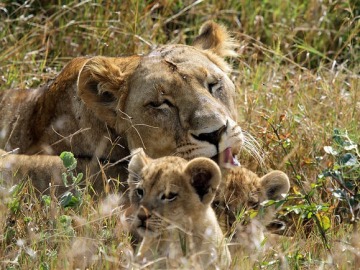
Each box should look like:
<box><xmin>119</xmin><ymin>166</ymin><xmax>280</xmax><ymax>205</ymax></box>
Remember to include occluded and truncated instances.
<box><xmin>77</xmin><ymin>56</ymin><xmax>140</xmax><ymax>127</ymax></box>
<box><xmin>184</xmin><ymin>158</ymin><xmax>221</xmax><ymax>205</ymax></box>
<box><xmin>193</xmin><ymin>21</ymin><xmax>237</xmax><ymax>58</ymax></box>
<box><xmin>127</xmin><ymin>148</ymin><xmax>151</xmax><ymax>187</ymax></box>
<box><xmin>260</xmin><ymin>171</ymin><xmax>290</xmax><ymax>201</ymax></box>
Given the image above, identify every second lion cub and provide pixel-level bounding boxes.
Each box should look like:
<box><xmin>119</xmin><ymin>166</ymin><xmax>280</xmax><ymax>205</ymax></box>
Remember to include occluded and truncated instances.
<box><xmin>127</xmin><ymin>148</ymin><xmax>231</xmax><ymax>268</ymax></box>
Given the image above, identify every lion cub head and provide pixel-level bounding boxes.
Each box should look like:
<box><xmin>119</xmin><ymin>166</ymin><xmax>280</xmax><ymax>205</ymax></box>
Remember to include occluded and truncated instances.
<box><xmin>127</xmin><ymin>148</ymin><xmax>230</xmax><ymax>268</ymax></box>
<box><xmin>214</xmin><ymin>167</ymin><xmax>290</xmax><ymax>253</ymax></box>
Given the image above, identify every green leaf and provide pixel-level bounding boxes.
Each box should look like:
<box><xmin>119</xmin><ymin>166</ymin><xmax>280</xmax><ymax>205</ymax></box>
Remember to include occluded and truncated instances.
<box><xmin>24</xmin><ymin>216</ymin><xmax>32</xmax><ymax>223</ymax></box>
<box><xmin>344</xmin><ymin>144</ymin><xmax>357</xmax><ymax>151</ymax></box>
<box><xmin>248</xmin><ymin>209</ymin><xmax>258</xmax><ymax>219</ymax></box>
<box><xmin>61</xmin><ymin>172</ymin><xmax>68</xmax><ymax>187</ymax></box>
<box><xmin>41</xmin><ymin>195</ymin><xmax>51</xmax><ymax>206</ymax></box>
<box><xmin>74</xmin><ymin>172</ymin><xmax>83</xmax><ymax>184</ymax></box>
<box><xmin>39</xmin><ymin>262</ymin><xmax>50</xmax><ymax>270</ymax></box>
<box><xmin>317</xmin><ymin>214</ymin><xmax>331</xmax><ymax>231</ymax></box>
<box><xmin>323</xmin><ymin>146</ymin><xmax>338</xmax><ymax>156</ymax></box>
<box><xmin>339</xmin><ymin>153</ymin><xmax>358</xmax><ymax>166</ymax></box>
<box><xmin>275</xmin><ymin>200</ymin><xmax>285</xmax><ymax>209</ymax></box>
<box><xmin>59</xmin><ymin>191</ymin><xmax>81</xmax><ymax>208</ymax></box>
<box><xmin>333</xmin><ymin>129</ymin><xmax>344</xmax><ymax>146</ymax></box>
<box><xmin>8</xmin><ymin>197</ymin><xmax>20</xmax><ymax>214</ymax></box>
<box><xmin>60</xmin><ymin>151</ymin><xmax>77</xmax><ymax>170</ymax></box>
<box><xmin>261</xmin><ymin>199</ymin><xmax>275</xmax><ymax>206</ymax></box>
<box><xmin>59</xmin><ymin>215</ymin><xmax>72</xmax><ymax>225</ymax></box>
<box><xmin>295</xmin><ymin>43</ymin><xmax>327</xmax><ymax>59</ymax></box>
<box><xmin>332</xmin><ymin>189</ymin><xmax>345</xmax><ymax>200</ymax></box>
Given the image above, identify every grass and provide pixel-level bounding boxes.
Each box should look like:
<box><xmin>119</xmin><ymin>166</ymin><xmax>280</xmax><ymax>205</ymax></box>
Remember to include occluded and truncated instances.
<box><xmin>0</xmin><ymin>0</ymin><xmax>359</xmax><ymax>269</ymax></box>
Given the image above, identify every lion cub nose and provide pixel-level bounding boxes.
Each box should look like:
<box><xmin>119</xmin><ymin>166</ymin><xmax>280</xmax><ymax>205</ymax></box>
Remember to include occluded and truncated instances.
<box><xmin>138</xmin><ymin>206</ymin><xmax>151</xmax><ymax>222</ymax></box>
<box><xmin>192</xmin><ymin>123</ymin><xmax>227</xmax><ymax>146</ymax></box>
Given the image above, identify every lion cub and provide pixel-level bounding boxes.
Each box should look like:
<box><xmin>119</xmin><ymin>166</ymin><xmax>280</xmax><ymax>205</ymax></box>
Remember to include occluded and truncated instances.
<box><xmin>214</xmin><ymin>166</ymin><xmax>290</xmax><ymax>254</ymax></box>
<box><xmin>127</xmin><ymin>148</ymin><xmax>231</xmax><ymax>268</ymax></box>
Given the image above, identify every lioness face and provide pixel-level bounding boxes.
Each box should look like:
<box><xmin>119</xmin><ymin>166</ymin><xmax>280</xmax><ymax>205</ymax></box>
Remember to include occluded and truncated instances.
<box><xmin>77</xmin><ymin>21</ymin><xmax>243</xmax><ymax>164</ymax></box>
<box><xmin>125</xmin><ymin>45</ymin><xmax>242</xmax><ymax>160</ymax></box>
<box><xmin>127</xmin><ymin>149</ymin><xmax>221</xmax><ymax>237</ymax></box>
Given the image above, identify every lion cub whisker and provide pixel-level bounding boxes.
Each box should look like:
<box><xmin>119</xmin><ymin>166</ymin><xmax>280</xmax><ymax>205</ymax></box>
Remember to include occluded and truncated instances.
<box><xmin>126</xmin><ymin>148</ymin><xmax>231</xmax><ymax>268</ymax></box>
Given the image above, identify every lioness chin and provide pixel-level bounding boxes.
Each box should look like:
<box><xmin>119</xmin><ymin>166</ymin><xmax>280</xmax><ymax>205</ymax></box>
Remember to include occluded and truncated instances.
<box><xmin>0</xmin><ymin>21</ymin><xmax>243</xmax><ymax>194</ymax></box>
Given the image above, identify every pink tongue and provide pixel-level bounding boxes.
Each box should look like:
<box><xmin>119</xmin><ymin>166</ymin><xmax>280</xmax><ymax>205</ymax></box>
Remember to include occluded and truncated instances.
<box><xmin>222</xmin><ymin>147</ymin><xmax>240</xmax><ymax>167</ymax></box>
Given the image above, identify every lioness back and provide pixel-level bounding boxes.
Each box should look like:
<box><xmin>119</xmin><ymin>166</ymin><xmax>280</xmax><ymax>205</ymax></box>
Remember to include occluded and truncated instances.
<box><xmin>0</xmin><ymin>21</ymin><xmax>244</xmax><ymax>194</ymax></box>
<box><xmin>127</xmin><ymin>148</ymin><xmax>231</xmax><ymax>268</ymax></box>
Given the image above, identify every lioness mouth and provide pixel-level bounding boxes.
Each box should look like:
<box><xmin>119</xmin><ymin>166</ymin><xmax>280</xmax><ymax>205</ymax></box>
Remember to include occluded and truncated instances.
<box><xmin>214</xmin><ymin>147</ymin><xmax>240</xmax><ymax>168</ymax></box>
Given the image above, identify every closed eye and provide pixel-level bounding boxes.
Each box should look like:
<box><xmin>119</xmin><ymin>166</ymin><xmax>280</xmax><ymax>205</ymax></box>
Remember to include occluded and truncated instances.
<box><xmin>160</xmin><ymin>192</ymin><xmax>178</xmax><ymax>202</ymax></box>
<box><xmin>149</xmin><ymin>99</ymin><xmax>174</xmax><ymax>109</ymax></box>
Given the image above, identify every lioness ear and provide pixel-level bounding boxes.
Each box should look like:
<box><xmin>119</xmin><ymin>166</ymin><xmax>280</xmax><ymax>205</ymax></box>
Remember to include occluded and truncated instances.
<box><xmin>260</xmin><ymin>170</ymin><xmax>290</xmax><ymax>201</ymax></box>
<box><xmin>77</xmin><ymin>56</ymin><xmax>140</xmax><ymax>127</ymax></box>
<box><xmin>185</xmin><ymin>158</ymin><xmax>221</xmax><ymax>205</ymax></box>
<box><xmin>193</xmin><ymin>21</ymin><xmax>237</xmax><ymax>58</ymax></box>
<box><xmin>127</xmin><ymin>148</ymin><xmax>151</xmax><ymax>187</ymax></box>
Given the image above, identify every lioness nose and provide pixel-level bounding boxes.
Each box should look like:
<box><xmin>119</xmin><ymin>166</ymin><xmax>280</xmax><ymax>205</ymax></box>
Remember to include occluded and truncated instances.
<box><xmin>138</xmin><ymin>206</ymin><xmax>151</xmax><ymax>221</ymax></box>
<box><xmin>192</xmin><ymin>123</ymin><xmax>227</xmax><ymax>146</ymax></box>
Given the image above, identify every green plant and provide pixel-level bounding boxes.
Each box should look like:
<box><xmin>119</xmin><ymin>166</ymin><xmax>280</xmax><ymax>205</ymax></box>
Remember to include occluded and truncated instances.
<box><xmin>59</xmin><ymin>151</ymin><xmax>83</xmax><ymax>208</ymax></box>
<box><xmin>321</xmin><ymin>129</ymin><xmax>360</xmax><ymax>223</ymax></box>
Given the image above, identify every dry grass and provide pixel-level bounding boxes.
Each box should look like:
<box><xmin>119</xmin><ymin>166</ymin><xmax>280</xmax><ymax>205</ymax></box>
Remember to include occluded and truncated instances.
<box><xmin>0</xmin><ymin>0</ymin><xmax>359</xmax><ymax>269</ymax></box>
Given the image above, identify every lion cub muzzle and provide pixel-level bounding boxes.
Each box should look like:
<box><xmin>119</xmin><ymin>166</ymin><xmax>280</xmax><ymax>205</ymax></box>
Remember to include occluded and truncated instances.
<box><xmin>136</xmin><ymin>205</ymin><xmax>154</xmax><ymax>229</ymax></box>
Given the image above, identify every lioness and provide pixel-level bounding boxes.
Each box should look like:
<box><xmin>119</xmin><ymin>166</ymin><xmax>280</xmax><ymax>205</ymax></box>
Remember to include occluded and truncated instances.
<box><xmin>127</xmin><ymin>148</ymin><xmax>231</xmax><ymax>268</ymax></box>
<box><xmin>213</xmin><ymin>165</ymin><xmax>290</xmax><ymax>254</ymax></box>
<box><xmin>0</xmin><ymin>21</ymin><xmax>243</xmax><ymax>193</ymax></box>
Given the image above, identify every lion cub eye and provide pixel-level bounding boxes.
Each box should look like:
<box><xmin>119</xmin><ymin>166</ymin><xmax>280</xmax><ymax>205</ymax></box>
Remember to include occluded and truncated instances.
<box><xmin>248</xmin><ymin>201</ymin><xmax>259</xmax><ymax>209</ymax></box>
<box><xmin>160</xmin><ymin>192</ymin><xmax>178</xmax><ymax>202</ymax></box>
<box><xmin>135</xmin><ymin>188</ymin><xmax>144</xmax><ymax>199</ymax></box>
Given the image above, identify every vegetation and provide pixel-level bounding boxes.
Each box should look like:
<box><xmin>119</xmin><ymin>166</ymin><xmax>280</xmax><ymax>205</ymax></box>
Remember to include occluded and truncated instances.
<box><xmin>0</xmin><ymin>0</ymin><xmax>359</xmax><ymax>269</ymax></box>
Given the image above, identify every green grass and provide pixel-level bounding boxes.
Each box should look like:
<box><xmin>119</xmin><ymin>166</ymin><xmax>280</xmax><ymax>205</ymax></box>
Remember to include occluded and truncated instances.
<box><xmin>0</xmin><ymin>0</ymin><xmax>359</xmax><ymax>269</ymax></box>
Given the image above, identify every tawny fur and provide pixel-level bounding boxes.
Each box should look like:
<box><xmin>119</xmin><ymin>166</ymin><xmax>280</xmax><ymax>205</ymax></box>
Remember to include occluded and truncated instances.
<box><xmin>0</xmin><ymin>21</ymin><xmax>242</xmax><ymax>194</ymax></box>
<box><xmin>127</xmin><ymin>149</ymin><xmax>231</xmax><ymax>269</ymax></box>
<box><xmin>213</xmin><ymin>167</ymin><xmax>290</xmax><ymax>254</ymax></box>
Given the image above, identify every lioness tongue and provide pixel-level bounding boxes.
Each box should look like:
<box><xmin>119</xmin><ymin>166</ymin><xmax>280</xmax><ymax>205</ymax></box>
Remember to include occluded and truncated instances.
<box><xmin>221</xmin><ymin>147</ymin><xmax>240</xmax><ymax>168</ymax></box>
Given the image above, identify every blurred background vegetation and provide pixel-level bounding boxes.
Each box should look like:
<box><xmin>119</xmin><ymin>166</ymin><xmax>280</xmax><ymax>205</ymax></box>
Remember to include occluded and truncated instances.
<box><xmin>0</xmin><ymin>0</ymin><xmax>359</xmax><ymax>269</ymax></box>
<box><xmin>0</xmin><ymin>0</ymin><xmax>358</xmax><ymax>89</ymax></box>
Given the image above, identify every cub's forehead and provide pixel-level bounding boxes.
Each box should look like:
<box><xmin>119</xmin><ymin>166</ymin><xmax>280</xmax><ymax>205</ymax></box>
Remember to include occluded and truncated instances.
<box><xmin>141</xmin><ymin>157</ymin><xmax>187</xmax><ymax>185</ymax></box>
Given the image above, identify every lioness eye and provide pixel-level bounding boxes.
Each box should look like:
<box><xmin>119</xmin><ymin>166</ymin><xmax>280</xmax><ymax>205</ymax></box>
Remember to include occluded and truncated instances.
<box><xmin>149</xmin><ymin>99</ymin><xmax>173</xmax><ymax>109</ymax></box>
<box><xmin>161</xmin><ymin>192</ymin><xmax>178</xmax><ymax>202</ymax></box>
<box><xmin>135</xmin><ymin>188</ymin><xmax>144</xmax><ymax>199</ymax></box>
<box><xmin>208</xmin><ymin>81</ymin><xmax>222</xmax><ymax>94</ymax></box>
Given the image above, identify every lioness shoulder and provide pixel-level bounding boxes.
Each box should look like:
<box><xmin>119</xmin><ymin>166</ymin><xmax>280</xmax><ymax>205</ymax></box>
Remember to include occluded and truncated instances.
<box><xmin>127</xmin><ymin>148</ymin><xmax>231</xmax><ymax>268</ymax></box>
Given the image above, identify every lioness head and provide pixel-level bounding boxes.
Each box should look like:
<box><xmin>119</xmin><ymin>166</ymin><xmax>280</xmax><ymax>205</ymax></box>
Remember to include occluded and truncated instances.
<box><xmin>127</xmin><ymin>148</ymin><xmax>221</xmax><ymax>236</ymax></box>
<box><xmin>77</xmin><ymin>21</ymin><xmax>242</xmax><ymax>163</ymax></box>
